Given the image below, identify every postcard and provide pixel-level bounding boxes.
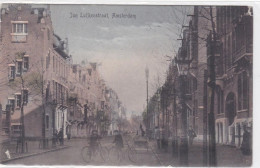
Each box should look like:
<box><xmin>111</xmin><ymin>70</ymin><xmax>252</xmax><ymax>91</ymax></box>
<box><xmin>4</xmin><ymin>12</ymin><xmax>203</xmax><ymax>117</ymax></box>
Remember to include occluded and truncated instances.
<box><xmin>0</xmin><ymin>3</ymin><xmax>254</xmax><ymax>167</ymax></box>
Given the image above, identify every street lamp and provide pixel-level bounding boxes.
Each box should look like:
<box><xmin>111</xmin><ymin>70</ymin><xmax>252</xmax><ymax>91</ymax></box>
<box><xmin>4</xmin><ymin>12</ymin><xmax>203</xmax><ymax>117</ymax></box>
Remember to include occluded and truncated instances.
<box><xmin>156</xmin><ymin>88</ymin><xmax>161</xmax><ymax>128</ymax></box>
<box><xmin>145</xmin><ymin>66</ymin><xmax>149</xmax><ymax>136</ymax></box>
<box><xmin>175</xmin><ymin>46</ymin><xmax>192</xmax><ymax>166</ymax></box>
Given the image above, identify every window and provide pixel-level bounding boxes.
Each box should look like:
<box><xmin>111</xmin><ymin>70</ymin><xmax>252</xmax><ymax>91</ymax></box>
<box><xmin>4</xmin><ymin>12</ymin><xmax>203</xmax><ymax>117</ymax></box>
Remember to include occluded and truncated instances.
<box><xmin>46</xmin><ymin>52</ymin><xmax>50</xmax><ymax>69</ymax></box>
<box><xmin>79</xmin><ymin>70</ymin><xmax>81</xmax><ymax>81</ymax></box>
<box><xmin>83</xmin><ymin>74</ymin><xmax>86</xmax><ymax>82</ymax></box>
<box><xmin>8</xmin><ymin>64</ymin><xmax>15</xmax><ymax>80</ymax></box>
<box><xmin>216</xmin><ymin>86</ymin><xmax>223</xmax><ymax>114</ymax></box>
<box><xmin>8</xmin><ymin>99</ymin><xmax>15</xmax><ymax>111</ymax></box>
<box><xmin>11</xmin><ymin>125</ymin><xmax>21</xmax><ymax>134</ymax></box>
<box><xmin>73</xmin><ymin>65</ymin><xmax>77</xmax><ymax>73</ymax></box>
<box><xmin>16</xmin><ymin>61</ymin><xmax>22</xmax><ymax>76</ymax></box>
<box><xmin>23</xmin><ymin>89</ymin><xmax>29</xmax><ymax>104</ymax></box>
<box><xmin>11</xmin><ymin>21</ymin><xmax>28</xmax><ymax>42</ymax></box>
<box><xmin>53</xmin><ymin>56</ymin><xmax>55</xmax><ymax>72</ymax></box>
<box><xmin>101</xmin><ymin>101</ymin><xmax>104</xmax><ymax>109</ymax></box>
<box><xmin>12</xmin><ymin>23</ymin><xmax>27</xmax><ymax>34</ymax></box>
<box><xmin>16</xmin><ymin>94</ymin><xmax>22</xmax><ymax>107</ymax></box>
<box><xmin>47</xmin><ymin>28</ymin><xmax>50</xmax><ymax>40</ymax></box>
<box><xmin>238</xmin><ymin>71</ymin><xmax>248</xmax><ymax>110</ymax></box>
<box><xmin>45</xmin><ymin>115</ymin><xmax>49</xmax><ymax>129</ymax></box>
<box><xmin>23</xmin><ymin>56</ymin><xmax>29</xmax><ymax>70</ymax></box>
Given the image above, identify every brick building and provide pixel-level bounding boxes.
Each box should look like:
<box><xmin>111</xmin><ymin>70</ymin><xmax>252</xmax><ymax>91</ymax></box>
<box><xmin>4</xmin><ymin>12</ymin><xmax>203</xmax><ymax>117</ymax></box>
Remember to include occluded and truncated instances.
<box><xmin>0</xmin><ymin>4</ymin><xmax>70</xmax><ymax>143</ymax></box>
<box><xmin>146</xmin><ymin>6</ymin><xmax>253</xmax><ymax>149</ymax></box>
<box><xmin>211</xmin><ymin>6</ymin><xmax>253</xmax><ymax>146</ymax></box>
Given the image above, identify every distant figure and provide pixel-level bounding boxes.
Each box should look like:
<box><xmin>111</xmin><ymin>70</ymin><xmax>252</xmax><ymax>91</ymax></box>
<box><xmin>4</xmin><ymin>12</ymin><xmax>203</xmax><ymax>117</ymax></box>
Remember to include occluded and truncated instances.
<box><xmin>113</xmin><ymin>130</ymin><xmax>124</xmax><ymax>149</ymax></box>
<box><xmin>240</xmin><ymin>125</ymin><xmax>252</xmax><ymax>156</ymax></box>
<box><xmin>58</xmin><ymin>128</ymin><xmax>64</xmax><ymax>145</ymax></box>
<box><xmin>154</xmin><ymin>126</ymin><xmax>160</xmax><ymax>149</ymax></box>
<box><xmin>66</xmin><ymin>126</ymin><xmax>71</xmax><ymax>140</ymax></box>
<box><xmin>140</xmin><ymin>124</ymin><xmax>145</xmax><ymax>137</ymax></box>
<box><xmin>136</xmin><ymin>130</ymin><xmax>139</xmax><ymax>135</ymax></box>
<box><xmin>54</xmin><ymin>129</ymin><xmax>58</xmax><ymax>145</ymax></box>
<box><xmin>188</xmin><ymin>127</ymin><xmax>196</xmax><ymax>146</ymax></box>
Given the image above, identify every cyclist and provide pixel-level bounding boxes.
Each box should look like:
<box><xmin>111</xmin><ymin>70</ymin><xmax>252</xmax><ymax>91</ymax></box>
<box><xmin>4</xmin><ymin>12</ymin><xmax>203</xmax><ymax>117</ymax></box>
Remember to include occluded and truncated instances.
<box><xmin>113</xmin><ymin>130</ymin><xmax>124</xmax><ymax>150</ymax></box>
<box><xmin>89</xmin><ymin>130</ymin><xmax>101</xmax><ymax>154</ymax></box>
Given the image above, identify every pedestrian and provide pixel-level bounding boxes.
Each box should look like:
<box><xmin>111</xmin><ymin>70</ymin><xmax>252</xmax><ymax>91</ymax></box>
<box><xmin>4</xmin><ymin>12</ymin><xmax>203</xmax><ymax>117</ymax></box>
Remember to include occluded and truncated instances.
<box><xmin>140</xmin><ymin>124</ymin><xmax>145</xmax><ymax>137</ymax></box>
<box><xmin>154</xmin><ymin>126</ymin><xmax>161</xmax><ymax>149</ymax></box>
<box><xmin>58</xmin><ymin>128</ymin><xmax>64</xmax><ymax>145</ymax></box>
<box><xmin>53</xmin><ymin>129</ymin><xmax>58</xmax><ymax>145</ymax></box>
<box><xmin>66</xmin><ymin>126</ymin><xmax>71</xmax><ymax>141</ymax></box>
<box><xmin>240</xmin><ymin>125</ymin><xmax>252</xmax><ymax>156</ymax></box>
<box><xmin>188</xmin><ymin>127</ymin><xmax>196</xmax><ymax>146</ymax></box>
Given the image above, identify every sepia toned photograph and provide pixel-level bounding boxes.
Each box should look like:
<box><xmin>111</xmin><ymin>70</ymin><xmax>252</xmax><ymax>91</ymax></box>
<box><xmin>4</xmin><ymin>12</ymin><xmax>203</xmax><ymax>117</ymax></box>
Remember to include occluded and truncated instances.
<box><xmin>0</xmin><ymin>3</ymin><xmax>253</xmax><ymax>167</ymax></box>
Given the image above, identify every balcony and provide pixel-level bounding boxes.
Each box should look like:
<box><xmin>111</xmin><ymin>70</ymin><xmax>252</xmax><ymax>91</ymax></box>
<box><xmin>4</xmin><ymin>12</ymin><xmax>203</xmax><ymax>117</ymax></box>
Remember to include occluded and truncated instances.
<box><xmin>233</xmin><ymin>43</ymin><xmax>252</xmax><ymax>63</ymax></box>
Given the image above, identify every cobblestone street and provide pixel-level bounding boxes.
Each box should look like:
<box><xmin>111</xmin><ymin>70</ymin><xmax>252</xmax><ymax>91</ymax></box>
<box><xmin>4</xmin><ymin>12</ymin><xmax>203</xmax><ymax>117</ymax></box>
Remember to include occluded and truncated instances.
<box><xmin>1</xmin><ymin>134</ymin><xmax>252</xmax><ymax>166</ymax></box>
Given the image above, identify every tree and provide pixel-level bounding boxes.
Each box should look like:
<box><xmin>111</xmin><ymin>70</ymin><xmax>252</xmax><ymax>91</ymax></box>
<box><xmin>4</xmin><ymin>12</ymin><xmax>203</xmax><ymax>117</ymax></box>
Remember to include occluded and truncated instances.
<box><xmin>8</xmin><ymin>52</ymin><xmax>49</xmax><ymax>150</ymax></box>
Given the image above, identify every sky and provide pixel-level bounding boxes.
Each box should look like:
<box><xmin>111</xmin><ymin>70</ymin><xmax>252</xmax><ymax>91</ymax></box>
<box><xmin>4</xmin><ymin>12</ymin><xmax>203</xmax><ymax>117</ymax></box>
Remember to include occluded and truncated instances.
<box><xmin>49</xmin><ymin>5</ymin><xmax>192</xmax><ymax>116</ymax></box>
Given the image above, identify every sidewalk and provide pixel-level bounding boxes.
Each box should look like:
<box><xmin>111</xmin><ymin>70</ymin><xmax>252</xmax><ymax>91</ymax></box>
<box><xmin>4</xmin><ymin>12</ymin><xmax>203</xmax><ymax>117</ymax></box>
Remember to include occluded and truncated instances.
<box><xmin>148</xmin><ymin>139</ymin><xmax>252</xmax><ymax>167</ymax></box>
<box><xmin>0</xmin><ymin>140</ymin><xmax>70</xmax><ymax>164</ymax></box>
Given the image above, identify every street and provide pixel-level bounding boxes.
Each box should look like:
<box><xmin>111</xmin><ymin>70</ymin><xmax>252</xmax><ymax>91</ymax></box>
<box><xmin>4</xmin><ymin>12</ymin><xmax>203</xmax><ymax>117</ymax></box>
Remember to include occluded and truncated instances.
<box><xmin>4</xmin><ymin>135</ymin><xmax>161</xmax><ymax>166</ymax></box>
<box><xmin>3</xmin><ymin>134</ymin><xmax>252</xmax><ymax>166</ymax></box>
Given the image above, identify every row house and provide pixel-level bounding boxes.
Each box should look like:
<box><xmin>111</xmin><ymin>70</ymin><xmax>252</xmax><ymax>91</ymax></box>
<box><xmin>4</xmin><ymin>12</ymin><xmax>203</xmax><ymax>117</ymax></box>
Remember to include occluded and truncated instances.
<box><xmin>210</xmin><ymin>6</ymin><xmax>253</xmax><ymax>146</ymax></box>
<box><xmin>105</xmin><ymin>88</ymin><xmax>125</xmax><ymax>135</ymax></box>
<box><xmin>0</xmin><ymin>4</ymin><xmax>69</xmax><ymax>144</ymax></box>
<box><xmin>0</xmin><ymin>4</ymin><xmax>127</xmax><ymax>143</ymax></box>
<box><xmin>67</xmin><ymin>62</ymin><xmax>108</xmax><ymax>137</ymax></box>
<box><xmin>146</xmin><ymin>6</ymin><xmax>253</xmax><ymax>150</ymax></box>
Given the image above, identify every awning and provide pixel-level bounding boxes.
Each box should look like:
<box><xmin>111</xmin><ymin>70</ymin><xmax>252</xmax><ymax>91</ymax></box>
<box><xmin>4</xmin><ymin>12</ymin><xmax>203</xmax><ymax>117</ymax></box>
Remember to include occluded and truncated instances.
<box><xmin>66</xmin><ymin>120</ymin><xmax>72</xmax><ymax>126</ymax></box>
<box><xmin>230</xmin><ymin>116</ymin><xmax>251</xmax><ymax>127</ymax></box>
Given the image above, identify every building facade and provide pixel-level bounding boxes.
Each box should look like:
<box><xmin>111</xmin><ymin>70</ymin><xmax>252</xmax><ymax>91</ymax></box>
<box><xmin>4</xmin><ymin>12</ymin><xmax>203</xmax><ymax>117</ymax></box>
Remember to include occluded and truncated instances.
<box><xmin>146</xmin><ymin>6</ymin><xmax>253</xmax><ymax>149</ymax></box>
<box><xmin>212</xmin><ymin>6</ymin><xmax>253</xmax><ymax>146</ymax></box>
<box><xmin>0</xmin><ymin>4</ymin><xmax>126</xmax><ymax>145</ymax></box>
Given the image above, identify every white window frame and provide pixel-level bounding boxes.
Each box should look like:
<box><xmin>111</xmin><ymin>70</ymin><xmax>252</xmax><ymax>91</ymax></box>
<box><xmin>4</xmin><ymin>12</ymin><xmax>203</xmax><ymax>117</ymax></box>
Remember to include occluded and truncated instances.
<box><xmin>11</xmin><ymin>21</ymin><xmax>28</xmax><ymax>35</ymax></box>
<box><xmin>15</xmin><ymin>93</ymin><xmax>22</xmax><ymax>108</ymax></box>
<box><xmin>8</xmin><ymin>64</ymin><xmax>15</xmax><ymax>80</ymax></box>
<box><xmin>23</xmin><ymin>55</ymin><xmax>29</xmax><ymax>71</ymax></box>
<box><xmin>8</xmin><ymin>98</ymin><xmax>15</xmax><ymax>112</ymax></box>
<box><xmin>22</xmin><ymin>89</ymin><xmax>29</xmax><ymax>105</ymax></box>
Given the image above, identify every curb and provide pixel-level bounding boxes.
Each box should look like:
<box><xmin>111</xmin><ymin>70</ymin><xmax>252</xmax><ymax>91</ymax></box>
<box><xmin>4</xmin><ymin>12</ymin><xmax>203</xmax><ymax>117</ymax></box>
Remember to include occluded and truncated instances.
<box><xmin>0</xmin><ymin>146</ymin><xmax>70</xmax><ymax>164</ymax></box>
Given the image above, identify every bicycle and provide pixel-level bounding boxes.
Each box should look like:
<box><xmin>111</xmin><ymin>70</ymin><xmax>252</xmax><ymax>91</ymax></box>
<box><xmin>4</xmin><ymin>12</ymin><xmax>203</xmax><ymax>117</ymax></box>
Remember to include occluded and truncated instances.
<box><xmin>81</xmin><ymin>141</ymin><xmax>109</xmax><ymax>163</ymax></box>
<box><xmin>108</xmin><ymin>139</ymin><xmax>139</xmax><ymax>164</ymax></box>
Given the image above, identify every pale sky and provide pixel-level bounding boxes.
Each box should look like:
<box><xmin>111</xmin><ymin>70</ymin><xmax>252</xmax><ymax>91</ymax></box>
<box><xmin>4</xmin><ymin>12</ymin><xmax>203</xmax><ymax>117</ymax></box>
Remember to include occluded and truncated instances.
<box><xmin>49</xmin><ymin>5</ymin><xmax>192</xmax><ymax>115</ymax></box>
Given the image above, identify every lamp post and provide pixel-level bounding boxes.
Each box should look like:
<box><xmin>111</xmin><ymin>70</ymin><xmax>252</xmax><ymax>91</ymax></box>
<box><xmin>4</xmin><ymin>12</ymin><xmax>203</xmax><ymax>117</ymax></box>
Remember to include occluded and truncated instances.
<box><xmin>175</xmin><ymin>50</ymin><xmax>191</xmax><ymax>166</ymax></box>
<box><xmin>61</xmin><ymin>95</ymin><xmax>65</xmax><ymax>145</ymax></box>
<box><xmin>156</xmin><ymin>88</ymin><xmax>161</xmax><ymax>128</ymax></box>
<box><xmin>145</xmin><ymin>66</ymin><xmax>149</xmax><ymax>135</ymax></box>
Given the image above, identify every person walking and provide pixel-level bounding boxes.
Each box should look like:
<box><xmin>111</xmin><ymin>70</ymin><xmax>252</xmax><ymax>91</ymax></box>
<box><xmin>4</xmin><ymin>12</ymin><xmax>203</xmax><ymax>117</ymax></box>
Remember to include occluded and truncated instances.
<box><xmin>140</xmin><ymin>124</ymin><xmax>145</xmax><ymax>137</ymax></box>
<box><xmin>240</xmin><ymin>125</ymin><xmax>252</xmax><ymax>165</ymax></box>
<box><xmin>58</xmin><ymin>128</ymin><xmax>64</xmax><ymax>145</ymax></box>
<box><xmin>154</xmin><ymin>126</ymin><xmax>161</xmax><ymax>149</ymax></box>
<box><xmin>188</xmin><ymin>127</ymin><xmax>196</xmax><ymax>146</ymax></box>
<box><xmin>241</xmin><ymin>125</ymin><xmax>252</xmax><ymax>155</ymax></box>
